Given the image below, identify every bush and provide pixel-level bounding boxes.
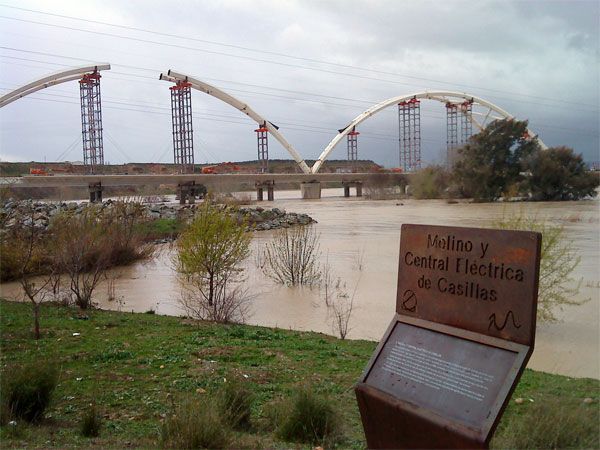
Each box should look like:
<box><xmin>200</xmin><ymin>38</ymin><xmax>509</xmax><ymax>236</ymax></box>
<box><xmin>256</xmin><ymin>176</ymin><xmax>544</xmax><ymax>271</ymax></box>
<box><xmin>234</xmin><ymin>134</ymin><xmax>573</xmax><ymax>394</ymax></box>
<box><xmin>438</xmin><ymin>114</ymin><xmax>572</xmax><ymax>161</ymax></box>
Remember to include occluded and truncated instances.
<box><xmin>80</xmin><ymin>403</ymin><xmax>102</xmax><ymax>437</ymax></box>
<box><xmin>523</xmin><ymin>146</ymin><xmax>599</xmax><ymax>201</ymax></box>
<box><xmin>162</xmin><ymin>397</ymin><xmax>229</xmax><ymax>449</ymax></box>
<box><xmin>261</xmin><ymin>225</ymin><xmax>321</xmax><ymax>286</ymax></box>
<box><xmin>276</xmin><ymin>388</ymin><xmax>341</xmax><ymax>446</ymax></box>
<box><xmin>492</xmin><ymin>398</ymin><xmax>599</xmax><ymax>449</ymax></box>
<box><xmin>1</xmin><ymin>362</ymin><xmax>58</xmax><ymax>423</ymax></box>
<box><xmin>411</xmin><ymin>165</ymin><xmax>451</xmax><ymax>199</ymax></box>
<box><xmin>219</xmin><ymin>379</ymin><xmax>254</xmax><ymax>430</ymax></box>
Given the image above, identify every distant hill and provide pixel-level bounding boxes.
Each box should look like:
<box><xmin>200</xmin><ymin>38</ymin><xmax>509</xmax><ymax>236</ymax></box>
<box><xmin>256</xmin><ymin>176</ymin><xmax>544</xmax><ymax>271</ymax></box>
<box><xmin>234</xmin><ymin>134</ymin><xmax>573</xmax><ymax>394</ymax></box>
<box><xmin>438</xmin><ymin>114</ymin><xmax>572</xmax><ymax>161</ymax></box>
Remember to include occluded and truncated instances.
<box><xmin>0</xmin><ymin>159</ymin><xmax>383</xmax><ymax>177</ymax></box>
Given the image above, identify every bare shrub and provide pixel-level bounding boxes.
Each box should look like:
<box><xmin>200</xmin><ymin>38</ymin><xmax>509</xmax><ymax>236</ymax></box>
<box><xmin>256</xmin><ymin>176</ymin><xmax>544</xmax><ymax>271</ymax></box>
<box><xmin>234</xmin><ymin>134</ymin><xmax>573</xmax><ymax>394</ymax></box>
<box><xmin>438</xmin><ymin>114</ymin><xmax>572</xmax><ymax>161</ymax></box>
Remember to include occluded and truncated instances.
<box><xmin>493</xmin><ymin>212</ymin><xmax>586</xmax><ymax>322</ymax></box>
<box><xmin>327</xmin><ymin>277</ymin><xmax>359</xmax><ymax>340</ymax></box>
<box><xmin>50</xmin><ymin>203</ymin><xmax>154</xmax><ymax>310</ymax></box>
<box><xmin>262</xmin><ymin>225</ymin><xmax>321</xmax><ymax>286</ymax></box>
<box><xmin>353</xmin><ymin>247</ymin><xmax>366</xmax><ymax>271</ymax></box>
<box><xmin>174</xmin><ymin>202</ymin><xmax>251</xmax><ymax>323</ymax></box>
<box><xmin>364</xmin><ymin>173</ymin><xmax>406</xmax><ymax>200</ymax></box>
<box><xmin>6</xmin><ymin>203</ymin><xmax>54</xmax><ymax>338</ymax></box>
<box><xmin>411</xmin><ymin>165</ymin><xmax>451</xmax><ymax>199</ymax></box>
<box><xmin>321</xmin><ymin>253</ymin><xmax>334</xmax><ymax>307</ymax></box>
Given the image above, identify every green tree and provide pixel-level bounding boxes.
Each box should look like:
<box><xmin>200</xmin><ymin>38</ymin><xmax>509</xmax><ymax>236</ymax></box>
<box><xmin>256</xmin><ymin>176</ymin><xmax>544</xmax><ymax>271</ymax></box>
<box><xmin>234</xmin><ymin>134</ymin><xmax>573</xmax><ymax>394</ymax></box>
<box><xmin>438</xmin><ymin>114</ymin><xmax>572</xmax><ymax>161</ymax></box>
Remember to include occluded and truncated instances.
<box><xmin>175</xmin><ymin>202</ymin><xmax>251</xmax><ymax>323</ymax></box>
<box><xmin>453</xmin><ymin>119</ymin><xmax>540</xmax><ymax>201</ymax></box>
<box><xmin>523</xmin><ymin>146</ymin><xmax>599</xmax><ymax>201</ymax></box>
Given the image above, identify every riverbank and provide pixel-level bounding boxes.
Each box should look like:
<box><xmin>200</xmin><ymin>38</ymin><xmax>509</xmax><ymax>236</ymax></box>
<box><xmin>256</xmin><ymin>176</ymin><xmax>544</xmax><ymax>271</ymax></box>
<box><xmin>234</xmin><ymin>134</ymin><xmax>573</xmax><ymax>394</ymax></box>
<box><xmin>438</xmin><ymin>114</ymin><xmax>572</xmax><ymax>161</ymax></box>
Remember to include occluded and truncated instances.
<box><xmin>1</xmin><ymin>300</ymin><xmax>597</xmax><ymax>449</ymax></box>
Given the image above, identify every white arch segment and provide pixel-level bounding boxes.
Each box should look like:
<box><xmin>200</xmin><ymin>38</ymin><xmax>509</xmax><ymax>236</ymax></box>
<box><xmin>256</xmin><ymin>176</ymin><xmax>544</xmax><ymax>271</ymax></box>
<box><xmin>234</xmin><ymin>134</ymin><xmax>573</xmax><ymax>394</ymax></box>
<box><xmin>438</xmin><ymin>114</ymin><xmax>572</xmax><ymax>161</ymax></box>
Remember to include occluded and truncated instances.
<box><xmin>313</xmin><ymin>90</ymin><xmax>547</xmax><ymax>174</ymax></box>
<box><xmin>160</xmin><ymin>70</ymin><xmax>311</xmax><ymax>174</ymax></box>
<box><xmin>0</xmin><ymin>64</ymin><xmax>111</xmax><ymax>108</ymax></box>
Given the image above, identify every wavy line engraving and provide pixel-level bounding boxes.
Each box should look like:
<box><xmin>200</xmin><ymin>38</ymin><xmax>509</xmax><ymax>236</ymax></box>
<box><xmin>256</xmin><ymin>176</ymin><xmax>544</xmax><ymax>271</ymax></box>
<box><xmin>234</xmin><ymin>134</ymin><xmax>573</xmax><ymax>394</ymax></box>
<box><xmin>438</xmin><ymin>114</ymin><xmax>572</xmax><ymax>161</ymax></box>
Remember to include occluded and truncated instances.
<box><xmin>488</xmin><ymin>311</ymin><xmax>521</xmax><ymax>331</ymax></box>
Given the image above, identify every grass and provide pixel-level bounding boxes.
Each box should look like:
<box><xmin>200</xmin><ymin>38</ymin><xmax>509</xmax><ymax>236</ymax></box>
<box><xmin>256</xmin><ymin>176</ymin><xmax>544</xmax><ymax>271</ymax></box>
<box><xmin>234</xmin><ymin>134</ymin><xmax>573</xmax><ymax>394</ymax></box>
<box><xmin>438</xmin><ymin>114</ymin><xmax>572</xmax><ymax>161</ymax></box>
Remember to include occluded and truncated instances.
<box><xmin>135</xmin><ymin>217</ymin><xmax>185</xmax><ymax>241</ymax></box>
<box><xmin>0</xmin><ymin>299</ymin><xmax>598</xmax><ymax>448</ymax></box>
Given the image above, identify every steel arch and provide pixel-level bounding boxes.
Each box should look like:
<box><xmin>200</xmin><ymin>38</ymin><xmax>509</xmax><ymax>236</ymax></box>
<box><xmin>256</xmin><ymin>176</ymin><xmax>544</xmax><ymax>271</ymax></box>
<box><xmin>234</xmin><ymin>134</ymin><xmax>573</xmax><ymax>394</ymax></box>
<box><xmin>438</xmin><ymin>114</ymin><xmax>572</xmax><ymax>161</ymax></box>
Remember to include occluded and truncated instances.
<box><xmin>0</xmin><ymin>64</ymin><xmax>111</xmax><ymax>108</ymax></box>
<box><xmin>312</xmin><ymin>91</ymin><xmax>547</xmax><ymax>174</ymax></box>
<box><xmin>160</xmin><ymin>70</ymin><xmax>311</xmax><ymax>174</ymax></box>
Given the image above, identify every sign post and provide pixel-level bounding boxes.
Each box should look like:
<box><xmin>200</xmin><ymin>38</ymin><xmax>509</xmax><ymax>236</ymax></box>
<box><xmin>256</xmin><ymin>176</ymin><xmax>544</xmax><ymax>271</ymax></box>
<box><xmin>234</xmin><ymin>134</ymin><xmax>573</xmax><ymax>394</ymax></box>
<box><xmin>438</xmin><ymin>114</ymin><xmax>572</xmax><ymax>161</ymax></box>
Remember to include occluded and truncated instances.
<box><xmin>355</xmin><ymin>224</ymin><xmax>541</xmax><ymax>449</ymax></box>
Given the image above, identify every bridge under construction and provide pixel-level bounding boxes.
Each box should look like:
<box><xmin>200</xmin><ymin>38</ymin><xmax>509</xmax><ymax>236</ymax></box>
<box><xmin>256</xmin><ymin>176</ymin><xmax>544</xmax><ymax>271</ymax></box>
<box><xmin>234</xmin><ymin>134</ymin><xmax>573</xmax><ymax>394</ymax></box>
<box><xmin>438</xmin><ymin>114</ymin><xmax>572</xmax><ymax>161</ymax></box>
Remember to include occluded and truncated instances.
<box><xmin>0</xmin><ymin>64</ymin><xmax>546</xmax><ymax>201</ymax></box>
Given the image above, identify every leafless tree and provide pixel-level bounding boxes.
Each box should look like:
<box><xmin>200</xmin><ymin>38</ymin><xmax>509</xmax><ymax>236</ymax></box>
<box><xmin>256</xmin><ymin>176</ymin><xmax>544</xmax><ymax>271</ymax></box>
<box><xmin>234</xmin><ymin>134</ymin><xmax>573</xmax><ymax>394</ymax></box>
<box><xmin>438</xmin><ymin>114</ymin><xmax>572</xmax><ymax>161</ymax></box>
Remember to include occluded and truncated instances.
<box><xmin>321</xmin><ymin>253</ymin><xmax>334</xmax><ymax>307</ymax></box>
<box><xmin>262</xmin><ymin>225</ymin><xmax>321</xmax><ymax>286</ymax></box>
<box><xmin>50</xmin><ymin>207</ymin><xmax>113</xmax><ymax>310</ymax></box>
<box><xmin>12</xmin><ymin>204</ymin><xmax>53</xmax><ymax>339</ymax></box>
<box><xmin>328</xmin><ymin>276</ymin><xmax>360</xmax><ymax>340</ymax></box>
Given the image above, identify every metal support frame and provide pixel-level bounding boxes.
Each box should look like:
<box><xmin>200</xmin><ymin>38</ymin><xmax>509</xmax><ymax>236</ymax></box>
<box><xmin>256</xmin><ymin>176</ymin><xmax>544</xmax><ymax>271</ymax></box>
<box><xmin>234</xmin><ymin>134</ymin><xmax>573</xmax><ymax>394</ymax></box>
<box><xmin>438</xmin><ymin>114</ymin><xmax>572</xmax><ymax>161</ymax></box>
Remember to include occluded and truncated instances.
<box><xmin>347</xmin><ymin>128</ymin><xmax>359</xmax><ymax>172</ymax></box>
<box><xmin>398</xmin><ymin>98</ymin><xmax>421</xmax><ymax>173</ymax></box>
<box><xmin>446</xmin><ymin>103</ymin><xmax>459</xmax><ymax>168</ymax></box>
<box><xmin>460</xmin><ymin>100</ymin><xmax>473</xmax><ymax>145</ymax></box>
<box><xmin>255</xmin><ymin>124</ymin><xmax>269</xmax><ymax>173</ymax></box>
<box><xmin>79</xmin><ymin>71</ymin><xmax>104</xmax><ymax>174</ymax></box>
<box><xmin>170</xmin><ymin>81</ymin><xmax>194</xmax><ymax>174</ymax></box>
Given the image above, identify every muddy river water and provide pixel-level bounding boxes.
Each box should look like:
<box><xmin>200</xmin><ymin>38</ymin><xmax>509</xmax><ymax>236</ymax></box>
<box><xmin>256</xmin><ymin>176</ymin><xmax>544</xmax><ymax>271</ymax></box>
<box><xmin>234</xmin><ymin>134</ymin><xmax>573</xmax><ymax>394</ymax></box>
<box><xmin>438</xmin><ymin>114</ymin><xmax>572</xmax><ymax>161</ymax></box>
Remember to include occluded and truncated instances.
<box><xmin>2</xmin><ymin>189</ymin><xmax>598</xmax><ymax>379</ymax></box>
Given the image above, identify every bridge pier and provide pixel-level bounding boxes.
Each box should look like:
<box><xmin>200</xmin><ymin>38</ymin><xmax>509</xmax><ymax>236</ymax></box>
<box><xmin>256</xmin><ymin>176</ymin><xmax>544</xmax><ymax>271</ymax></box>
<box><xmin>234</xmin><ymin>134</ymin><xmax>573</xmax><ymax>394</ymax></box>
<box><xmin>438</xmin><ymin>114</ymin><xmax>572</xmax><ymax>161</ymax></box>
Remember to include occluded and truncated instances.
<box><xmin>88</xmin><ymin>182</ymin><xmax>103</xmax><ymax>203</ymax></box>
<box><xmin>177</xmin><ymin>182</ymin><xmax>197</xmax><ymax>205</ymax></box>
<box><xmin>342</xmin><ymin>181</ymin><xmax>363</xmax><ymax>197</ymax></box>
<box><xmin>255</xmin><ymin>180</ymin><xmax>275</xmax><ymax>201</ymax></box>
<box><xmin>301</xmin><ymin>181</ymin><xmax>321</xmax><ymax>199</ymax></box>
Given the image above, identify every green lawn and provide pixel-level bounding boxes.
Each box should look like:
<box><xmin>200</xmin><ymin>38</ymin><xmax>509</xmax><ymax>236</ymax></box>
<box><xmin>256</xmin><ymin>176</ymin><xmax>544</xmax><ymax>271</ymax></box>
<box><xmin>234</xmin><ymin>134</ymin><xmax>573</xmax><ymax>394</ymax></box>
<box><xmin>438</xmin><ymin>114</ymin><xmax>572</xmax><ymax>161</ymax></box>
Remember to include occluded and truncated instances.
<box><xmin>1</xmin><ymin>300</ymin><xmax>598</xmax><ymax>448</ymax></box>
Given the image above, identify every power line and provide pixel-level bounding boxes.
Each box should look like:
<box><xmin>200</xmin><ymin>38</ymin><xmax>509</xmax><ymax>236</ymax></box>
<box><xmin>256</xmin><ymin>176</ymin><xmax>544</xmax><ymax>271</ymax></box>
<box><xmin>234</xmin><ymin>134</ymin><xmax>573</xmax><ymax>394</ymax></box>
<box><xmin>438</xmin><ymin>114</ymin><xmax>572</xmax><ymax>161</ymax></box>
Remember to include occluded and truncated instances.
<box><xmin>0</xmin><ymin>3</ymin><xmax>597</xmax><ymax>109</ymax></box>
<box><xmin>3</xmin><ymin>48</ymin><xmax>598</xmax><ymax>121</ymax></box>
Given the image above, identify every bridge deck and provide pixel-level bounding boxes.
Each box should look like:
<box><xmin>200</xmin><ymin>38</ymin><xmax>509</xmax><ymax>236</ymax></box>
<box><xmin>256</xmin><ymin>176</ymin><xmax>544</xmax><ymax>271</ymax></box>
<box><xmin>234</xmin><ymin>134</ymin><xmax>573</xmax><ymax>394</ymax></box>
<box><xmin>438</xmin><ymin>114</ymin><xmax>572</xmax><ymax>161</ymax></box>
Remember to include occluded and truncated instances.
<box><xmin>1</xmin><ymin>172</ymin><xmax>407</xmax><ymax>188</ymax></box>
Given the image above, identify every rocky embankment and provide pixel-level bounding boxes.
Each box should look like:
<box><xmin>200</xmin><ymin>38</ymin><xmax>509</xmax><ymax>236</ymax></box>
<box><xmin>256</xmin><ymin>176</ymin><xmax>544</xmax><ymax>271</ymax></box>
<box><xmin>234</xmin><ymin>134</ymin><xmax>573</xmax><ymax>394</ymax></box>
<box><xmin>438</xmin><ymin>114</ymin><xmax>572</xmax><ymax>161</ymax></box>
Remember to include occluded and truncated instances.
<box><xmin>0</xmin><ymin>199</ymin><xmax>316</xmax><ymax>233</ymax></box>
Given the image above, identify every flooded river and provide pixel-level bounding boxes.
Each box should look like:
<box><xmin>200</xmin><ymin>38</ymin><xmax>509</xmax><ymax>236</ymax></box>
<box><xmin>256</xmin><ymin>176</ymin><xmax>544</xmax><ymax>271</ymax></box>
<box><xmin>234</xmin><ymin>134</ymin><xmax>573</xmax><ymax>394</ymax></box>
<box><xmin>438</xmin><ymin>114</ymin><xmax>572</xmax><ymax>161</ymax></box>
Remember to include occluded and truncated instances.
<box><xmin>1</xmin><ymin>189</ymin><xmax>598</xmax><ymax>379</ymax></box>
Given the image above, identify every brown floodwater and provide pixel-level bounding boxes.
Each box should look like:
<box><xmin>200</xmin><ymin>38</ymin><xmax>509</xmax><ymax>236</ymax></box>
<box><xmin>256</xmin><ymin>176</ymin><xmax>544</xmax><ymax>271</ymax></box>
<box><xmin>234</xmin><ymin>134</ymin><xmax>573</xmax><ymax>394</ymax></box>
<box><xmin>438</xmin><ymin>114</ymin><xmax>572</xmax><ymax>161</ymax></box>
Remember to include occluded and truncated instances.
<box><xmin>1</xmin><ymin>189</ymin><xmax>598</xmax><ymax>379</ymax></box>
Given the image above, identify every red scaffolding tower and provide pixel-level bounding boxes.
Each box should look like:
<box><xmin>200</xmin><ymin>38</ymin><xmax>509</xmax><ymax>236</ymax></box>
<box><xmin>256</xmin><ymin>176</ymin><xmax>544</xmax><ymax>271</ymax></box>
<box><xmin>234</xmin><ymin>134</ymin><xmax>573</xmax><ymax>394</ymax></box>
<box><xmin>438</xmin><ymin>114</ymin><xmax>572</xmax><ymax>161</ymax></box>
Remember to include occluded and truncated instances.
<box><xmin>170</xmin><ymin>81</ymin><xmax>194</xmax><ymax>174</ymax></box>
<box><xmin>460</xmin><ymin>99</ymin><xmax>473</xmax><ymax>145</ymax></box>
<box><xmin>446</xmin><ymin>102</ymin><xmax>459</xmax><ymax>168</ymax></box>
<box><xmin>446</xmin><ymin>99</ymin><xmax>474</xmax><ymax>168</ymax></box>
<box><xmin>398</xmin><ymin>98</ymin><xmax>421</xmax><ymax>172</ymax></box>
<box><xmin>347</xmin><ymin>128</ymin><xmax>359</xmax><ymax>172</ymax></box>
<box><xmin>255</xmin><ymin>123</ymin><xmax>269</xmax><ymax>173</ymax></box>
<box><xmin>79</xmin><ymin>71</ymin><xmax>104</xmax><ymax>174</ymax></box>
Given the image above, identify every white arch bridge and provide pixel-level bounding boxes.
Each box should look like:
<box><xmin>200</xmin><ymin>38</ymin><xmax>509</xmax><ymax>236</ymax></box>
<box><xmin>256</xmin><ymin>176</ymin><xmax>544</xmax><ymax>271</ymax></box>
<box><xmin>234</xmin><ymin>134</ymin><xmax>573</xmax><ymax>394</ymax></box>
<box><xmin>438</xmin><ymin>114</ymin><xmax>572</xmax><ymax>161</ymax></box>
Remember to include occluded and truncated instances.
<box><xmin>1</xmin><ymin>64</ymin><xmax>546</xmax><ymax>179</ymax></box>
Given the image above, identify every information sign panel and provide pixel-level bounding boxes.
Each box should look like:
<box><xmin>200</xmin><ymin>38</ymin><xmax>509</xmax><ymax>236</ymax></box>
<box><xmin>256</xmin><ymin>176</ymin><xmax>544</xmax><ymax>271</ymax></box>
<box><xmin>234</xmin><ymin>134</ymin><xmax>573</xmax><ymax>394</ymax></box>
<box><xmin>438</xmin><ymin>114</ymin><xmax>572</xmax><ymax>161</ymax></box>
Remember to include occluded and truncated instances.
<box><xmin>356</xmin><ymin>224</ymin><xmax>541</xmax><ymax>449</ymax></box>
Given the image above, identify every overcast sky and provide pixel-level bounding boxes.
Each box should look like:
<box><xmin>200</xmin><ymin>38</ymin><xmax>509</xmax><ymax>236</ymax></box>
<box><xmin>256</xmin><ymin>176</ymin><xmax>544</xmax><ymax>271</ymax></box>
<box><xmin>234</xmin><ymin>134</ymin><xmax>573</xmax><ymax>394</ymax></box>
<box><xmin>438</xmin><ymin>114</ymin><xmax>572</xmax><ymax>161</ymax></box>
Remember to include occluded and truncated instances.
<box><xmin>0</xmin><ymin>0</ymin><xmax>598</xmax><ymax>168</ymax></box>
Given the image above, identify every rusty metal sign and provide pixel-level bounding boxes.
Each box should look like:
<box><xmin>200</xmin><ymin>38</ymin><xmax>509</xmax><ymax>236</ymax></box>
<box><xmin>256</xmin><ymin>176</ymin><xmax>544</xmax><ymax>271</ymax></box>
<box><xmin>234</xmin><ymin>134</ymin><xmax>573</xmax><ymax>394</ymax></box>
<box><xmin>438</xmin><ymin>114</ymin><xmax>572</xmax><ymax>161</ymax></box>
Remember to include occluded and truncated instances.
<box><xmin>396</xmin><ymin>224</ymin><xmax>541</xmax><ymax>346</ymax></box>
<box><xmin>356</xmin><ymin>224</ymin><xmax>541</xmax><ymax>449</ymax></box>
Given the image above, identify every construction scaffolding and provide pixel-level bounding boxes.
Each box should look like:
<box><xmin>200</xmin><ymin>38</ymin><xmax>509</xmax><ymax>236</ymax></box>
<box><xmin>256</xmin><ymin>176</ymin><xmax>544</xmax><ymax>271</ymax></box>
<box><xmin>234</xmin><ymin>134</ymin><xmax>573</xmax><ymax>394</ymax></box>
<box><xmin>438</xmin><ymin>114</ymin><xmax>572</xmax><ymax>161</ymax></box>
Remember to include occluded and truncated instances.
<box><xmin>446</xmin><ymin>99</ymin><xmax>474</xmax><ymax>168</ymax></box>
<box><xmin>79</xmin><ymin>71</ymin><xmax>104</xmax><ymax>173</ymax></box>
<box><xmin>460</xmin><ymin>99</ymin><xmax>473</xmax><ymax>145</ymax></box>
<box><xmin>398</xmin><ymin>98</ymin><xmax>421</xmax><ymax>172</ymax></box>
<box><xmin>170</xmin><ymin>81</ymin><xmax>194</xmax><ymax>174</ymax></box>
<box><xmin>255</xmin><ymin>123</ymin><xmax>269</xmax><ymax>173</ymax></box>
<box><xmin>347</xmin><ymin>128</ymin><xmax>359</xmax><ymax>172</ymax></box>
<box><xmin>446</xmin><ymin>102</ymin><xmax>459</xmax><ymax>168</ymax></box>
